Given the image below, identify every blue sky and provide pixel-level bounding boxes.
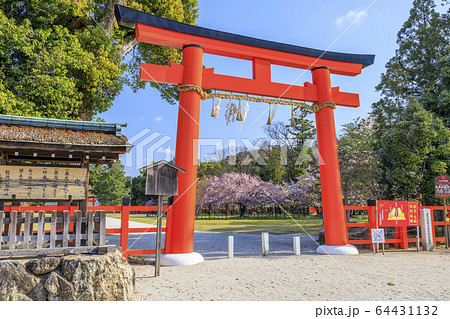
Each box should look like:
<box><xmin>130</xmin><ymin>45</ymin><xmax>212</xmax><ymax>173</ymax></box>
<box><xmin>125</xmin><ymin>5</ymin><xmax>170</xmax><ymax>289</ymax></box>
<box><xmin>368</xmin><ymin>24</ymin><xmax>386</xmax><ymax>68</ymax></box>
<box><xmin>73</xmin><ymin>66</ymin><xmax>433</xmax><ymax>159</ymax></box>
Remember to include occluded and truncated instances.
<box><xmin>101</xmin><ymin>0</ymin><xmax>422</xmax><ymax>176</ymax></box>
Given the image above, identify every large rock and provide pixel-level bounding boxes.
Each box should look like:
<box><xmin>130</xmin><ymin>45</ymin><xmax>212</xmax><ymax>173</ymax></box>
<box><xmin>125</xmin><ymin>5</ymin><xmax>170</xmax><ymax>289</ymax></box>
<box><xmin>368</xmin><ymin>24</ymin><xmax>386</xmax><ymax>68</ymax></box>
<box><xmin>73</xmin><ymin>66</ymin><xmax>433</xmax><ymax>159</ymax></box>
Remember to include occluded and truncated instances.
<box><xmin>0</xmin><ymin>262</ymin><xmax>43</xmax><ymax>301</ymax></box>
<box><xmin>60</xmin><ymin>251</ymin><xmax>135</xmax><ymax>301</ymax></box>
<box><xmin>45</xmin><ymin>272</ymin><xmax>75</xmax><ymax>301</ymax></box>
<box><xmin>0</xmin><ymin>251</ymin><xmax>135</xmax><ymax>301</ymax></box>
<box><xmin>27</xmin><ymin>257</ymin><xmax>61</xmax><ymax>275</ymax></box>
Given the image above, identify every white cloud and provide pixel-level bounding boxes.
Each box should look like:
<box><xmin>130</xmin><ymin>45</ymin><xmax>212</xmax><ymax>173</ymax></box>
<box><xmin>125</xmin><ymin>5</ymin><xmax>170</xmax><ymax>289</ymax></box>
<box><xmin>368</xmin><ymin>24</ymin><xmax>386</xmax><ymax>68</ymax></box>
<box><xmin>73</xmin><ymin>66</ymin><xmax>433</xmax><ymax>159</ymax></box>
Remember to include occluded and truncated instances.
<box><xmin>336</xmin><ymin>9</ymin><xmax>368</xmax><ymax>27</ymax></box>
<box><xmin>154</xmin><ymin>116</ymin><xmax>162</xmax><ymax>121</ymax></box>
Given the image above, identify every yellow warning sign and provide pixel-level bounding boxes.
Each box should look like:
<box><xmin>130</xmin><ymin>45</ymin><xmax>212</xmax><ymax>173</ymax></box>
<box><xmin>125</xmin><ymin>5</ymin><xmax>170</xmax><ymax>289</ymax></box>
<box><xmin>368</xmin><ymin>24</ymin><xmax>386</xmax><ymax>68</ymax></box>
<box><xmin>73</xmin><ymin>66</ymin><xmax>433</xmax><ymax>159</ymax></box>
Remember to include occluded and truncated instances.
<box><xmin>387</xmin><ymin>207</ymin><xmax>406</xmax><ymax>221</ymax></box>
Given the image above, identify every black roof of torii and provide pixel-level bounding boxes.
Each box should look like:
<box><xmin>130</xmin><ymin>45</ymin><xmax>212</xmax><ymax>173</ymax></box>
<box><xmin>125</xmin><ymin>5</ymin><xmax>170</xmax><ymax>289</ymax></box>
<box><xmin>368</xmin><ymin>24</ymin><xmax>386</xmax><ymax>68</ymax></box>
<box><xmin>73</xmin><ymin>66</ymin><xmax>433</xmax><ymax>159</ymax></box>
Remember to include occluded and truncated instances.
<box><xmin>115</xmin><ymin>5</ymin><xmax>375</xmax><ymax>68</ymax></box>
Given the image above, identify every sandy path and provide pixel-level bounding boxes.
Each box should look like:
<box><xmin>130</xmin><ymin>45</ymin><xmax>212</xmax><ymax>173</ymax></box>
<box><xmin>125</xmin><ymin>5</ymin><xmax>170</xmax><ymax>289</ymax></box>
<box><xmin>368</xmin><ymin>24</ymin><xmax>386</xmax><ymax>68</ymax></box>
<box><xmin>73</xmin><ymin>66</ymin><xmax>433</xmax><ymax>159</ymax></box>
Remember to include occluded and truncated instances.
<box><xmin>127</xmin><ymin>232</ymin><xmax>450</xmax><ymax>301</ymax></box>
<box><xmin>106</xmin><ymin>217</ymin><xmax>152</xmax><ymax>230</ymax></box>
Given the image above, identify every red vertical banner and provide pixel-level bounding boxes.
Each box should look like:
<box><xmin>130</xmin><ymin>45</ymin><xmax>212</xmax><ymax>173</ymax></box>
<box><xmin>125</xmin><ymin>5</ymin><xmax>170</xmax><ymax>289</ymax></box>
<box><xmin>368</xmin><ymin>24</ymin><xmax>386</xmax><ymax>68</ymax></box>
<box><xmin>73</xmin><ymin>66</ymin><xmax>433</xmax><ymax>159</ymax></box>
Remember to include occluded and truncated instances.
<box><xmin>408</xmin><ymin>201</ymin><xmax>419</xmax><ymax>226</ymax></box>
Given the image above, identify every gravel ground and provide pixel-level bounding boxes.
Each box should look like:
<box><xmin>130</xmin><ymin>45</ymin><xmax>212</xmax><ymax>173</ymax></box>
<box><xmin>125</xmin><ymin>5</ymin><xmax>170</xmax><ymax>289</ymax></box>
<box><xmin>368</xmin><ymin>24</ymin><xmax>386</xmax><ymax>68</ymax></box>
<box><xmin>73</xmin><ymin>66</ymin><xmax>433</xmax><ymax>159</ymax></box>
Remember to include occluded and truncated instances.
<box><xmin>106</xmin><ymin>230</ymin><xmax>450</xmax><ymax>301</ymax></box>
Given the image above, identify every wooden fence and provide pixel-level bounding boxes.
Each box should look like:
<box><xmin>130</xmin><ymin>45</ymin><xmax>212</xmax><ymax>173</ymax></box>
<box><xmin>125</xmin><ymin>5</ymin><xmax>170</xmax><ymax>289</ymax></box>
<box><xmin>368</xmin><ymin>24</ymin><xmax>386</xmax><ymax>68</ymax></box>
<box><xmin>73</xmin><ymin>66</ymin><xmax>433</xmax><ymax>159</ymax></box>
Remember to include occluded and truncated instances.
<box><xmin>345</xmin><ymin>205</ymin><xmax>449</xmax><ymax>249</ymax></box>
<box><xmin>2</xmin><ymin>204</ymin><xmax>447</xmax><ymax>258</ymax></box>
<box><xmin>0</xmin><ymin>208</ymin><xmax>111</xmax><ymax>257</ymax></box>
<box><xmin>100</xmin><ymin>205</ymin><xmax>172</xmax><ymax>258</ymax></box>
<box><xmin>1</xmin><ymin>205</ymin><xmax>171</xmax><ymax>259</ymax></box>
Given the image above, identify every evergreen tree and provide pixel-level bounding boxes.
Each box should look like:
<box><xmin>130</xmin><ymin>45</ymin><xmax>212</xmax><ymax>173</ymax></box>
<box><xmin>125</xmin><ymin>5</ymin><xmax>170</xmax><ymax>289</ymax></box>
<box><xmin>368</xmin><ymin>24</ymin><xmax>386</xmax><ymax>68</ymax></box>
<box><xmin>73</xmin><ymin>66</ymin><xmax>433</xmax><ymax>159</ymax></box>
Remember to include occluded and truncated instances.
<box><xmin>0</xmin><ymin>0</ymin><xmax>198</xmax><ymax>120</ymax></box>
<box><xmin>128</xmin><ymin>170</ymin><xmax>152</xmax><ymax>206</ymax></box>
<box><xmin>371</xmin><ymin>0</ymin><xmax>450</xmax><ymax>201</ymax></box>
<box><xmin>89</xmin><ymin>162</ymin><xmax>130</xmax><ymax>205</ymax></box>
<box><xmin>372</xmin><ymin>0</ymin><xmax>449</xmax><ymax>126</ymax></box>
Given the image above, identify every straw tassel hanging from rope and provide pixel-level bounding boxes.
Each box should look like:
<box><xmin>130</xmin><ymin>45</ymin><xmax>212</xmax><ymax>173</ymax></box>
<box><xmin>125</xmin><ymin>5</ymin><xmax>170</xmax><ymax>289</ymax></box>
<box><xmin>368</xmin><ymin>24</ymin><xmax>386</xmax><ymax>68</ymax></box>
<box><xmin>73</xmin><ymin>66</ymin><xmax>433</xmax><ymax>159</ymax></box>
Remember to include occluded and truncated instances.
<box><xmin>267</xmin><ymin>104</ymin><xmax>277</xmax><ymax>125</ymax></box>
<box><xmin>236</xmin><ymin>100</ymin><xmax>244</xmax><ymax>121</ymax></box>
<box><xmin>290</xmin><ymin>106</ymin><xmax>296</xmax><ymax>127</ymax></box>
<box><xmin>211</xmin><ymin>97</ymin><xmax>221</xmax><ymax>118</ymax></box>
<box><xmin>239</xmin><ymin>101</ymin><xmax>250</xmax><ymax>130</ymax></box>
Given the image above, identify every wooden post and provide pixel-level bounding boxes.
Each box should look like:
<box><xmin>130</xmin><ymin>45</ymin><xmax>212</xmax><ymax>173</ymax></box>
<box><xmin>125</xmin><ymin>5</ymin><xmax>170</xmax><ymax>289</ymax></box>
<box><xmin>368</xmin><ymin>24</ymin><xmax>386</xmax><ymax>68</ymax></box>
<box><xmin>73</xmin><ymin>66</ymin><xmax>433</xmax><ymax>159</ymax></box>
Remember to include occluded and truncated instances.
<box><xmin>228</xmin><ymin>235</ymin><xmax>234</xmax><ymax>258</ymax></box>
<box><xmin>400</xmin><ymin>226</ymin><xmax>408</xmax><ymax>249</ymax></box>
<box><xmin>393</xmin><ymin>227</ymin><xmax>399</xmax><ymax>248</ymax></box>
<box><xmin>120</xmin><ymin>206</ymin><xmax>130</xmax><ymax>257</ymax></box>
<box><xmin>28</xmin><ymin>211</ymin><xmax>34</xmax><ymax>241</ymax></box>
<box><xmin>9</xmin><ymin>211</ymin><xmax>17</xmax><ymax>250</ymax></box>
<box><xmin>293</xmin><ymin>236</ymin><xmax>301</xmax><ymax>255</ymax></box>
<box><xmin>368</xmin><ymin>201</ymin><xmax>377</xmax><ymax>252</ymax></box>
<box><xmin>0</xmin><ymin>210</ymin><xmax>3</xmax><ymax>245</ymax></box>
<box><xmin>87</xmin><ymin>211</ymin><xmax>94</xmax><ymax>246</ymax></box>
<box><xmin>50</xmin><ymin>211</ymin><xmax>57</xmax><ymax>248</ymax></box>
<box><xmin>99</xmin><ymin>211</ymin><xmax>106</xmax><ymax>246</ymax></box>
<box><xmin>155</xmin><ymin>195</ymin><xmax>163</xmax><ymax>277</ymax></box>
<box><xmin>262</xmin><ymin>232</ymin><xmax>269</xmax><ymax>256</ymax></box>
<box><xmin>23</xmin><ymin>211</ymin><xmax>33</xmax><ymax>249</ymax></box>
<box><xmin>37</xmin><ymin>211</ymin><xmax>45</xmax><ymax>249</ymax></box>
<box><xmin>416</xmin><ymin>226</ymin><xmax>420</xmax><ymax>251</ymax></box>
<box><xmin>0</xmin><ymin>201</ymin><xmax>5</xmax><ymax>244</ymax></box>
<box><xmin>444</xmin><ymin>198</ymin><xmax>448</xmax><ymax>249</ymax></box>
<box><xmin>68</xmin><ymin>204</ymin><xmax>76</xmax><ymax>233</ymax></box>
<box><xmin>12</xmin><ymin>201</ymin><xmax>21</xmax><ymax>237</ymax></box>
<box><xmin>80</xmin><ymin>200</ymin><xmax>88</xmax><ymax>245</ymax></box>
<box><xmin>75</xmin><ymin>210</ymin><xmax>82</xmax><ymax>247</ymax></box>
<box><xmin>62</xmin><ymin>210</ymin><xmax>70</xmax><ymax>248</ymax></box>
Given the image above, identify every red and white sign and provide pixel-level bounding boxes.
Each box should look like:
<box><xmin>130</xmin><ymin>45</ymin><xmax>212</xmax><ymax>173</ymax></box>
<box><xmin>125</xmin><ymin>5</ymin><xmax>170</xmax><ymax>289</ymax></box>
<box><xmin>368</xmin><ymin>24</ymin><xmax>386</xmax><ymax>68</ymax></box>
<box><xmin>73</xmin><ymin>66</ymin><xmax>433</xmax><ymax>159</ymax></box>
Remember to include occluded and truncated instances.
<box><xmin>435</xmin><ymin>175</ymin><xmax>450</xmax><ymax>198</ymax></box>
<box><xmin>371</xmin><ymin>229</ymin><xmax>385</xmax><ymax>243</ymax></box>
<box><xmin>377</xmin><ymin>200</ymin><xmax>419</xmax><ymax>227</ymax></box>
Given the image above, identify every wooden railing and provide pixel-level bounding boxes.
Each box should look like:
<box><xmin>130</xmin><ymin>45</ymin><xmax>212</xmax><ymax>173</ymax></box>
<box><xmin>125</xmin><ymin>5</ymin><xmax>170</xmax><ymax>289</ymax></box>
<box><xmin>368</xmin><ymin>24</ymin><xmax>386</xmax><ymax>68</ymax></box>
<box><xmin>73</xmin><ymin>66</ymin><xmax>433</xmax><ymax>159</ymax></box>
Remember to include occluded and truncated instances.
<box><xmin>345</xmin><ymin>205</ymin><xmax>449</xmax><ymax>249</ymax></box>
<box><xmin>0</xmin><ymin>209</ymin><xmax>111</xmax><ymax>257</ymax></box>
<box><xmin>1</xmin><ymin>205</ymin><xmax>172</xmax><ymax>259</ymax></box>
<box><xmin>100</xmin><ymin>205</ymin><xmax>172</xmax><ymax>258</ymax></box>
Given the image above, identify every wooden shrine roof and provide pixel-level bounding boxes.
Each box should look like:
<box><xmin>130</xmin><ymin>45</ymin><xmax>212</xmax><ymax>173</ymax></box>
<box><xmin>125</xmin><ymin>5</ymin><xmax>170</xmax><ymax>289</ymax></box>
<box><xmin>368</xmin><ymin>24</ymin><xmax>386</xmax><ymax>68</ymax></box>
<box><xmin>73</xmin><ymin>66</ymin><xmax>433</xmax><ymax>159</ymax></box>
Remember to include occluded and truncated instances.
<box><xmin>0</xmin><ymin>115</ymin><xmax>132</xmax><ymax>165</ymax></box>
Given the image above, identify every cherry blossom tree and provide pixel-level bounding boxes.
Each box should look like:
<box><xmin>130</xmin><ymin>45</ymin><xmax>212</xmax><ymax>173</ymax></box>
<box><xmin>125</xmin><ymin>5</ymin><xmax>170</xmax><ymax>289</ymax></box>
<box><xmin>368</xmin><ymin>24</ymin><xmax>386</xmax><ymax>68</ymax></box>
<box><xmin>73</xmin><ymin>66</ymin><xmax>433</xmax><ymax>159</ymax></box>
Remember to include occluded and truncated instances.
<box><xmin>283</xmin><ymin>173</ymin><xmax>321</xmax><ymax>209</ymax></box>
<box><xmin>202</xmin><ymin>173</ymin><xmax>287</xmax><ymax>215</ymax></box>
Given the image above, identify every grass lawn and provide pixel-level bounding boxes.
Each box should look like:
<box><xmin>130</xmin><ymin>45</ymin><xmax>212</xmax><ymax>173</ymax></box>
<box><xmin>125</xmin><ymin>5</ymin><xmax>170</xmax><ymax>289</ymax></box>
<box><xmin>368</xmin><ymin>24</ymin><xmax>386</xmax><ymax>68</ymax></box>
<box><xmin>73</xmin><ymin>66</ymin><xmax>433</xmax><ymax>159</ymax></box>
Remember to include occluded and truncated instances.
<box><xmin>107</xmin><ymin>212</ymin><xmax>370</xmax><ymax>235</ymax></box>
<box><xmin>108</xmin><ymin>213</ymin><xmax>326</xmax><ymax>235</ymax></box>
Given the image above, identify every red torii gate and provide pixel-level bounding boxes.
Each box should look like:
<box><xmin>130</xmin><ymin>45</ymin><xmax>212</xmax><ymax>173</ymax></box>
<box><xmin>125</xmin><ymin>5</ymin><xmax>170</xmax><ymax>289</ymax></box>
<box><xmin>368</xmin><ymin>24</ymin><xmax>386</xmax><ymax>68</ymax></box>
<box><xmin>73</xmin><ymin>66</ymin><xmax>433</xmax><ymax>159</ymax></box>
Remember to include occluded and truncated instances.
<box><xmin>116</xmin><ymin>5</ymin><xmax>374</xmax><ymax>264</ymax></box>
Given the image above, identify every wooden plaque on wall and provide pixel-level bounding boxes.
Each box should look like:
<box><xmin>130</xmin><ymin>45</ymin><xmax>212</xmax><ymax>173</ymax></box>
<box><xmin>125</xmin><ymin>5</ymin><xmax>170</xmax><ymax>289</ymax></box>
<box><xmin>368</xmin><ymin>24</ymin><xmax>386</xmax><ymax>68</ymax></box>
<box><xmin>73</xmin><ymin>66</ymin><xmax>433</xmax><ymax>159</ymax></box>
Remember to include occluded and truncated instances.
<box><xmin>0</xmin><ymin>165</ymin><xmax>88</xmax><ymax>201</ymax></box>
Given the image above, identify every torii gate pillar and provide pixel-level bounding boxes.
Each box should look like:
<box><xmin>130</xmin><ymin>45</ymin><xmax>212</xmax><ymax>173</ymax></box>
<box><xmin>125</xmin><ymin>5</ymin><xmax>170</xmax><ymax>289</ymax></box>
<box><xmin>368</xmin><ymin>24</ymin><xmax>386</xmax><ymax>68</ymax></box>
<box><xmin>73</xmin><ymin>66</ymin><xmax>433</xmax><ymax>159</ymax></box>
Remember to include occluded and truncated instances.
<box><xmin>312</xmin><ymin>66</ymin><xmax>358</xmax><ymax>255</ymax></box>
<box><xmin>161</xmin><ymin>44</ymin><xmax>205</xmax><ymax>266</ymax></box>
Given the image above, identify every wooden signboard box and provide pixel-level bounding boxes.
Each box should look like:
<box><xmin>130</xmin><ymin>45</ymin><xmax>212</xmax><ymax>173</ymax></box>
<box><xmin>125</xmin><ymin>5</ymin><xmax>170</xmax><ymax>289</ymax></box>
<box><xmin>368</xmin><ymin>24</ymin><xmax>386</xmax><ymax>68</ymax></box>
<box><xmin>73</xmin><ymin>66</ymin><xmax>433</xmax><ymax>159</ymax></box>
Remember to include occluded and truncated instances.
<box><xmin>144</xmin><ymin>160</ymin><xmax>185</xmax><ymax>277</ymax></box>
<box><xmin>0</xmin><ymin>165</ymin><xmax>88</xmax><ymax>201</ymax></box>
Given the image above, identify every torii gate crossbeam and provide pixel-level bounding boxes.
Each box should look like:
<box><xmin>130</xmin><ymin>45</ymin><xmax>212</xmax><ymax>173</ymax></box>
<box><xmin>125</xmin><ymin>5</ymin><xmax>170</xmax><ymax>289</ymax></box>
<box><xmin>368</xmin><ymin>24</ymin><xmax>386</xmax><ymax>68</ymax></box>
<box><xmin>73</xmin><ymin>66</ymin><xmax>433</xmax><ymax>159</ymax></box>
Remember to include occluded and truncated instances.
<box><xmin>116</xmin><ymin>5</ymin><xmax>375</xmax><ymax>264</ymax></box>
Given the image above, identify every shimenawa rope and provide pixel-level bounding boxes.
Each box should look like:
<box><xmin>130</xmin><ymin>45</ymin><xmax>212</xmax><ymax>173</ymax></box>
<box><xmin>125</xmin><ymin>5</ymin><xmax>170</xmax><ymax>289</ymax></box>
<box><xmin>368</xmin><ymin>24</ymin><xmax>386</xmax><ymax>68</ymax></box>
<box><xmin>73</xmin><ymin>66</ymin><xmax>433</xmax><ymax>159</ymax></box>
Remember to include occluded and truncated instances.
<box><xmin>177</xmin><ymin>84</ymin><xmax>336</xmax><ymax>113</ymax></box>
